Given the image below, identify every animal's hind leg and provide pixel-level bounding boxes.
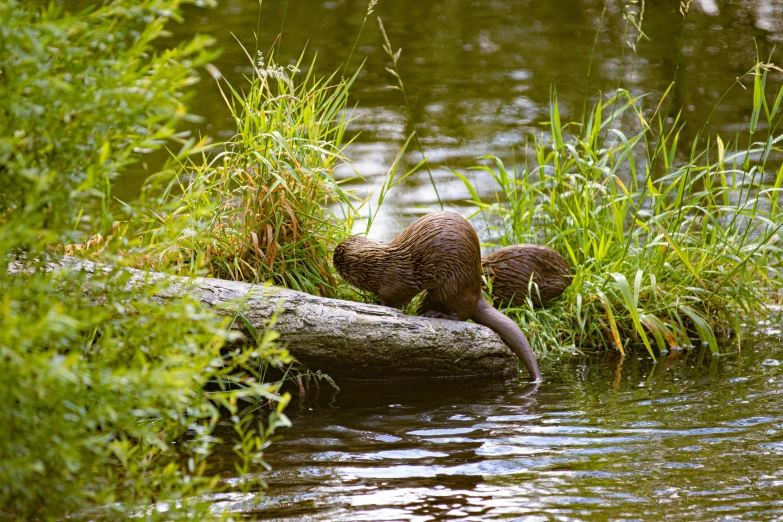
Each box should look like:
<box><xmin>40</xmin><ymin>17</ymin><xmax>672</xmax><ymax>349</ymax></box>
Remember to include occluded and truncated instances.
<box><xmin>425</xmin><ymin>284</ymin><xmax>479</xmax><ymax>321</ymax></box>
<box><xmin>420</xmin><ymin>291</ymin><xmax>462</xmax><ymax>320</ymax></box>
<box><xmin>422</xmin><ymin>309</ymin><xmax>461</xmax><ymax>320</ymax></box>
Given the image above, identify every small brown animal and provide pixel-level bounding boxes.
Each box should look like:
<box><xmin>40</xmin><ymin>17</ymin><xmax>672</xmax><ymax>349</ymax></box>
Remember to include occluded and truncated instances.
<box><xmin>482</xmin><ymin>244</ymin><xmax>573</xmax><ymax>307</ymax></box>
<box><xmin>333</xmin><ymin>212</ymin><xmax>541</xmax><ymax>381</ymax></box>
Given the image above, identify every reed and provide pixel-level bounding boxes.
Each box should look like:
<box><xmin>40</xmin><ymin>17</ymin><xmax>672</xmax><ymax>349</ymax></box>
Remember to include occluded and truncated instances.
<box><xmin>455</xmin><ymin>66</ymin><xmax>783</xmax><ymax>358</ymax></box>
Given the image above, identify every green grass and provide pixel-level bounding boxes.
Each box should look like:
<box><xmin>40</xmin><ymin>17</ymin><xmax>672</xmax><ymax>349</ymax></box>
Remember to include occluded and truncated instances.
<box><xmin>125</xmin><ymin>50</ymin><xmax>361</xmax><ymax>296</ymax></box>
<box><xmin>455</xmin><ymin>66</ymin><xmax>783</xmax><ymax>359</ymax></box>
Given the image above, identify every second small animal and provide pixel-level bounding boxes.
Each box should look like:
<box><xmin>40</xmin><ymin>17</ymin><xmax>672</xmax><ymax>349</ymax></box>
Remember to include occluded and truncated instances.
<box><xmin>483</xmin><ymin>244</ymin><xmax>573</xmax><ymax>307</ymax></box>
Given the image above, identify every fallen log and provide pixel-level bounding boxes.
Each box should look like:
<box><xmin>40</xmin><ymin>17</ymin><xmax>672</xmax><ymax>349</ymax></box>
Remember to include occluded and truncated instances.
<box><xmin>9</xmin><ymin>257</ymin><xmax>519</xmax><ymax>380</ymax></box>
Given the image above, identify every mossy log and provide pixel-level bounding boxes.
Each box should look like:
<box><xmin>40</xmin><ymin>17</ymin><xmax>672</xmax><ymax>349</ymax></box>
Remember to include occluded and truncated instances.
<box><xmin>10</xmin><ymin>257</ymin><xmax>519</xmax><ymax>380</ymax></box>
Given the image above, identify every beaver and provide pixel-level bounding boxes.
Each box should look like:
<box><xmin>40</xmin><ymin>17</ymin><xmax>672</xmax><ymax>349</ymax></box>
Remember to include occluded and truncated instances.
<box><xmin>333</xmin><ymin>212</ymin><xmax>541</xmax><ymax>381</ymax></box>
<box><xmin>482</xmin><ymin>245</ymin><xmax>573</xmax><ymax>307</ymax></box>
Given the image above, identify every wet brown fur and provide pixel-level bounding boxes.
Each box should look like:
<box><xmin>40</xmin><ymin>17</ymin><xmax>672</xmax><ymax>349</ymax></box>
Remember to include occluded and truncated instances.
<box><xmin>482</xmin><ymin>245</ymin><xmax>573</xmax><ymax>307</ymax></box>
<box><xmin>333</xmin><ymin>212</ymin><xmax>541</xmax><ymax>381</ymax></box>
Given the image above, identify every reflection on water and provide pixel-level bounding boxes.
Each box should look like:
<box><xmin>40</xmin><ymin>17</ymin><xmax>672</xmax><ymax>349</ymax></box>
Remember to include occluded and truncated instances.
<box><xmin>115</xmin><ymin>0</ymin><xmax>783</xmax><ymax>239</ymax></box>
<box><xmin>203</xmin><ymin>331</ymin><xmax>783</xmax><ymax>520</ymax></box>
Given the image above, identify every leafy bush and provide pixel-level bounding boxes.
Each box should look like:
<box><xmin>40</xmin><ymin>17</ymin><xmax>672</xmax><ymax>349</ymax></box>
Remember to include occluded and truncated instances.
<box><xmin>0</xmin><ymin>1</ymin><xmax>291</xmax><ymax>519</ymax></box>
<box><xmin>457</xmin><ymin>74</ymin><xmax>783</xmax><ymax>358</ymax></box>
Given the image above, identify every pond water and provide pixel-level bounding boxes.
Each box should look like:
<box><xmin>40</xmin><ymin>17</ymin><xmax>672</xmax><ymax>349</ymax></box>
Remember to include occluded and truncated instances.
<box><xmin>118</xmin><ymin>0</ymin><xmax>783</xmax><ymax>240</ymax></box>
<box><xmin>204</xmin><ymin>325</ymin><xmax>783</xmax><ymax>520</ymax></box>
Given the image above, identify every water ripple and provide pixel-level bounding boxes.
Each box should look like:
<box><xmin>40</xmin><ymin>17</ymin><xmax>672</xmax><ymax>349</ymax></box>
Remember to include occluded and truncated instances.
<box><xmin>207</xmin><ymin>340</ymin><xmax>783</xmax><ymax>520</ymax></box>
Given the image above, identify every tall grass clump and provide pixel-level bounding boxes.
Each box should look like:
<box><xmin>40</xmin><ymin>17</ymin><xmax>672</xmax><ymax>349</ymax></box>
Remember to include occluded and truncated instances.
<box><xmin>131</xmin><ymin>50</ymin><xmax>360</xmax><ymax>296</ymax></box>
<box><xmin>456</xmin><ymin>68</ymin><xmax>783</xmax><ymax>358</ymax></box>
<box><xmin>0</xmin><ymin>1</ymin><xmax>291</xmax><ymax>519</ymax></box>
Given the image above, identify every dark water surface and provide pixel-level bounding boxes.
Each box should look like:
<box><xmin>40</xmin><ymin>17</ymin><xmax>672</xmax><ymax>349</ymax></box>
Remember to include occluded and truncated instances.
<box><xmin>117</xmin><ymin>0</ymin><xmax>783</xmax><ymax>239</ymax></box>
<box><xmin>204</xmin><ymin>325</ymin><xmax>783</xmax><ymax>520</ymax></box>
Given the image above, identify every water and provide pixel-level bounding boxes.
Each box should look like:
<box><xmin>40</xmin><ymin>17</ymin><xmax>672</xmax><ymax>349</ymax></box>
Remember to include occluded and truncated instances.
<box><xmin>203</xmin><ymin>329</ymin><xmax>783</xmax><ymax>520</ymax></box>
<box><xmin>119</xmin><ymin>2</ymin><xmax>783</xmax><ymax>517</ymax></box>
<box><xmin>117</xmin><ymin>0</ymin><xmax>783</xmax><ymax>239</ymax></box>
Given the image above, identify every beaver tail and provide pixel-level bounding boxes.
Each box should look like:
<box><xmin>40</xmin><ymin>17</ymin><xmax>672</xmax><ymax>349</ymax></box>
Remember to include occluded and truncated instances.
<box><xmin>472</xmin><ymin>296</ymin><xmax>542</xmax><ymax>382</ymax></box>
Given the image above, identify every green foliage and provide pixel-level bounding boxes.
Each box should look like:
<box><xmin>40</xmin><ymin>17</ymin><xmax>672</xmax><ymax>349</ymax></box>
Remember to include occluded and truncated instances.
<box><xmin>1</xmin><ymin>268</ymin><xmax>293</xmax><ymax>520</ymax></box>
<box><xmin>456</xmin><ymin>69</ymin><xmax>783</xmax><ymax>358</ymax></box>
<box><xmin>0</xmin><ymin>1</ymin><xmax>292</xmax><ymax>519</ymax></box>
<box><xmin>0</xmin><ymin>0</ymin><xmax>216</xmax><ymax>249</ymax></box>
<box><xmin>131</xmin><ymin>51</ymin><xmax>360</xmax><ymax>296</ymax></box>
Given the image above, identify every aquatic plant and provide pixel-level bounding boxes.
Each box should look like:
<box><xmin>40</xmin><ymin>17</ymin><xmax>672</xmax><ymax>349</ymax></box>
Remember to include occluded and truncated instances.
<box><xmin>130</xmin><ymin>48</ymin><xmax>361</xmax><ymax>296</ymax></box>
<box><xmin>0</xmin><ymin>1</ymin><xmax>291</xmax><ymax>518</ymax></box>
<box><xmin>455</xmin><ymin>69</ymin><xmax>783</xmax><ymax>358</ymax></box>
<box><xmin>344</xmin><ymin>0</ymin><xmax>379</xmax><ymax>76</ymax></box>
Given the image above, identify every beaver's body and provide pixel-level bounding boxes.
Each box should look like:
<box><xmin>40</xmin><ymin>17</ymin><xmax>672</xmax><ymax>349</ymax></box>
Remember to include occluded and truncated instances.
<box><xmin>482</xmin><ymin>245</ymin><xmax>573</xmax><ymax>307</ymax></box>
<box><xmin>333</xmin><ymin>212</ymin><xmax>541</xmax><ymax>381</ymax></box>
